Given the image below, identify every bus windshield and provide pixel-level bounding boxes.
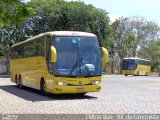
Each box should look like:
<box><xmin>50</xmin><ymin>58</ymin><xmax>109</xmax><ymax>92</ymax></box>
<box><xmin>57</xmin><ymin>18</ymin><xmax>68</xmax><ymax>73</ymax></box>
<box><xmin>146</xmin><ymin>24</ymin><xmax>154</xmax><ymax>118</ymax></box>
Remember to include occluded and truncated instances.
<box><xmin>122</xmin><ymin>59</ymin><xmax>137</xmax><ymax>70</ymax></box>
<box><xmin>53</xmin><ymin>36</ymin><xmax>101</xmax><ymax>77</ymax></box>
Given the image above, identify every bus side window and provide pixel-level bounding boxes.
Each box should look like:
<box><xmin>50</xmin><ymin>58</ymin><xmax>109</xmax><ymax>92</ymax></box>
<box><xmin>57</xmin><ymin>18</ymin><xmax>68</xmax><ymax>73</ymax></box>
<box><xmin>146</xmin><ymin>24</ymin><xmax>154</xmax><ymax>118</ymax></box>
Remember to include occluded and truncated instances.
<box><xmin>37</xmin><ymin>37</ymin><xmax>45</xmax><ymax>56</ymax></box>
<box><xmin>46</xmin><ymin>36</ymin><xmax>53</xmax><ymax>73</ymax></box>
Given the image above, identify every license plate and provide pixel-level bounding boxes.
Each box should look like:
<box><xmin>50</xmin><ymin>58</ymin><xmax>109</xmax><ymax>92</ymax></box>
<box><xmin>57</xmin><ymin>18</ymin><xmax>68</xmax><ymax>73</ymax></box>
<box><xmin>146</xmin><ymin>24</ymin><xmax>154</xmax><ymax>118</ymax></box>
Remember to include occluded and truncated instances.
<box><xmin>76</xmin><ymin>88</ymin><xmax>84</xmax><ymax>91</ymax></box>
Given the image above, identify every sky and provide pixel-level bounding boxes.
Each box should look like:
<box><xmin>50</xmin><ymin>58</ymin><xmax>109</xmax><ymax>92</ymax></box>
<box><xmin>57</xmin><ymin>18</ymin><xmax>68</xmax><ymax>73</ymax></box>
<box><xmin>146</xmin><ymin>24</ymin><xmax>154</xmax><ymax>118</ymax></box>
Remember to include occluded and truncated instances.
<box><xmin>66</xmin><ymin>0</ymin><xmax>160</xmax><ymax>24</ymax></box>
<box><xmin>25</xmin><ymin>0</ymin><xmax>160</xmax><ymax>24</ymax></box>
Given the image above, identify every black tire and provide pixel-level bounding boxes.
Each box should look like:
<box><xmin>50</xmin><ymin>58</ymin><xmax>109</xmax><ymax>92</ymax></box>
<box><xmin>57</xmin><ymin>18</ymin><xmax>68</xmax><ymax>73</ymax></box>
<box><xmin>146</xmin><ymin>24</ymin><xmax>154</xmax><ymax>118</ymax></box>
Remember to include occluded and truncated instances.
<box><xmin>19</xmin><ymin>76</ymin><xmax>23</xmax><ymax>89</ymax></box>
<box><xmin>40</xmin><ymin>79</ymin><xmax>46</xmax><ymax>95</ymax></box>
<box><xmin>16</xmin><ymin>80</ymin><xmax>20</xmax><ymax>88</ymax></box>
<box><xmin>137</xmin><ymin>71</ymin><xmax>139</xmax><ymax>76</ymax></box>
<box><xmin>125</xmin><ymin>74</ymin><xmax>127</xmax><ymax>76</ymax></box>
<box><xmin>15</xmin><ymin>75</ymin><xmax>19</xmax><ymax>88</ymax></box>
<box><xmin>15</xmin><ymin>75</ymin><xmax>17</xmax><ymax>83</ymax></box>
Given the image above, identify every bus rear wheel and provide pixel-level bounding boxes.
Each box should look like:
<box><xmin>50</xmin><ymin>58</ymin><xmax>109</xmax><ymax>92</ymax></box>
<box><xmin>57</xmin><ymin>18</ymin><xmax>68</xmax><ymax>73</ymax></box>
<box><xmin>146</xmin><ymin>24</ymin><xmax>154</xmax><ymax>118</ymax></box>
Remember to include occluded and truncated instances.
<box><xmin>16</xmin><ymin>80</ymin><xmax>20</xmax><ymax>88</ymax></box>
<box><xmin>15</xmin><ymin>75</ymin><xmax>19</xmax><ymax>88</ymax></box>
<box><xmin>137</xmin><ymin>71</ymin><xmax>139</xmax><ymax>76</ymax></box>
<box><xmin>19</xmin><ymin>76</ymin><xmax>23</xmax><ymax>89</ymax></box>
<box><xmin>40</xmin><ymin>79</ymin><xmax>46</xmax><ymax>95</ymax></box>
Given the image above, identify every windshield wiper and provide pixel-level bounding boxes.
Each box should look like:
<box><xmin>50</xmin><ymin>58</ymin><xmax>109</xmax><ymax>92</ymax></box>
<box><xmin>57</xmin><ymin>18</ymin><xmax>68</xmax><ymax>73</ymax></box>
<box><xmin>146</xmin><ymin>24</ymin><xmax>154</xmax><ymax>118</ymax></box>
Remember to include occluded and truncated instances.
<box><xmin>69</xmin><ymin>37</ymin><xmax>81</xmax><ymax>77</ymax></box>
<box><xmin>69</xmin><ymin>55</ymin><xmax>82</xmax><ymax>77</ymax></box>
<box><xmin>69</xmin><ymin>56</ymin><xmax>92</xmax><ymax>77</ymax></box>
<box><xmin>68</xmin><ymin>37</ymin><xmax>92</xmax><ymax>77</ymax></box>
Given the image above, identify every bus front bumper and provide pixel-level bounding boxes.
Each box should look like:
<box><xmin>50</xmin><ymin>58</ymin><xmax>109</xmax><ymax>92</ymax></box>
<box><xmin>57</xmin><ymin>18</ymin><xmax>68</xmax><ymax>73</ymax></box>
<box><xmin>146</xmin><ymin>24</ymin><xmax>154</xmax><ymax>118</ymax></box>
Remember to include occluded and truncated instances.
<box><xmin>52</xmin><ymin>84</ymin><xmax>101</xmax><ymax>94</ymax></box>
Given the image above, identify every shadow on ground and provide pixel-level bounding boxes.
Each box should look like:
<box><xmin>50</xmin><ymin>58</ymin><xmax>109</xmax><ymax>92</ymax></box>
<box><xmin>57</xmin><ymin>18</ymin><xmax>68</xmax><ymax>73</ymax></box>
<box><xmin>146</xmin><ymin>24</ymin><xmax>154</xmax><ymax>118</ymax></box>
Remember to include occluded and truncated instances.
<box><xmin>0</xmin><ymin>85</ymin><xmax>98</xmax><ymax>102</ymax></box>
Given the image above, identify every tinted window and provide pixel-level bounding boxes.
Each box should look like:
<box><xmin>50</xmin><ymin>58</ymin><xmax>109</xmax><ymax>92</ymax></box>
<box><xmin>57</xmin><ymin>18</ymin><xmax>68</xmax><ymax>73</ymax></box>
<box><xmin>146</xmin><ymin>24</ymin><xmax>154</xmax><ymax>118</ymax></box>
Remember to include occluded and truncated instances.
<box><xmin>54</xmin><ymin>36</ymin><xmax>101</xmax><ymax>77</ymax></box>
<box><xmin>138</xmin><ymin>59</ymin><xmax>151</xmax><ymax>66</ymax></box>
<box><xmin>11</xmin><ymin>37</ymin><xmax>45</xmax><ymax>59</ymax></box>
<box><xmin>122</xmin><ymin>59</ymin><xmax>137</xmax><ymax>70</ymax></box>
<box><xmin>46</xmin><ymin>36</ymin><xmax>53</xmax><ymax>73</ymax></box>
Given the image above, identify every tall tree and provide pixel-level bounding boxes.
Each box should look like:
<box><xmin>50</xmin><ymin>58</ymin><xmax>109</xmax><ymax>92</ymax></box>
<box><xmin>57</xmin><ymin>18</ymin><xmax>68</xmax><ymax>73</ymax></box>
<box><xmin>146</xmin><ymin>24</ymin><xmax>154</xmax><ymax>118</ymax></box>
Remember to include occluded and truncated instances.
<box><xmin>26</xmin><ymin>0</ymin><xmax>110</xmax><ymax>47</ymax></box>
<box><xmin>0</xmin><ymin>24</ymin><xmax>26</xmax><ymax>73</ymax></box>
<box><xmin>0</xmin><ymin>0</ymin><xmax>34</xmax><ymax>73</ymax></box>
<box><xmin>139</xmin><ymin>40</ymin><xmax>160</xmax><ymax>72</ymax></box>
<box><xmin>111</xmin><ymin>16</ymin><xmax>160</xmax><ymax>60</ymax></box>
<box><xmin>0</xmin><ymin>0</ymin><xmax>34</xmax><ymax>26</ymax></box>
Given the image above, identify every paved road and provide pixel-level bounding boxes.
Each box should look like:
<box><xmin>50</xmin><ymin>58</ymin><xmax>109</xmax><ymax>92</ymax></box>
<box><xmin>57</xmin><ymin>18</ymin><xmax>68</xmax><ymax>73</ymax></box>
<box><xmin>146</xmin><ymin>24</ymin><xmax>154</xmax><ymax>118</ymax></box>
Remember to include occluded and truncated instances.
<box><xmin>0</xmin><ymin>75</ymin><xmax>160</xmax><ymax>114</ymax></box>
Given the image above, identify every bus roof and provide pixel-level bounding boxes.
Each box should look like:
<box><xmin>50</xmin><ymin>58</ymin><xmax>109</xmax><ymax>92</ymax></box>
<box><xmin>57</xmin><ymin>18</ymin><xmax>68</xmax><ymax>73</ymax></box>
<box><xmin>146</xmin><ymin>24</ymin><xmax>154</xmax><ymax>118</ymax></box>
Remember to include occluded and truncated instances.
<box><xmin>52</xmin><ymin>31</ymin><xmax>96</xmax><ymax>37</ymax></box>
<box><xmin>123</xmin><ymin>57</ymin><xmax>150</xmax><ymax>62</ymax></box>
<box><xmin>11</xmin><ymin>31</ymin><xmax>97</xmax><ymax>48</ymax></box>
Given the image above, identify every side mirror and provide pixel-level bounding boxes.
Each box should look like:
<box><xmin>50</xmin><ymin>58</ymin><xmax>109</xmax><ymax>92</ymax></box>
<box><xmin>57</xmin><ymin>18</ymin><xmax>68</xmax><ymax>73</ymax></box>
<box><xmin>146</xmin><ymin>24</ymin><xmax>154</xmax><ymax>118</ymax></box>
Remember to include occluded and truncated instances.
<box><xmin>100</xmin><ymin>47</ymin><xmax>109</xmax><ymax>64</ymax></box>
<box><xmin>51</xmin><ymin>46</ymin><xmax>57</xmax><ymax>62</ymax></box>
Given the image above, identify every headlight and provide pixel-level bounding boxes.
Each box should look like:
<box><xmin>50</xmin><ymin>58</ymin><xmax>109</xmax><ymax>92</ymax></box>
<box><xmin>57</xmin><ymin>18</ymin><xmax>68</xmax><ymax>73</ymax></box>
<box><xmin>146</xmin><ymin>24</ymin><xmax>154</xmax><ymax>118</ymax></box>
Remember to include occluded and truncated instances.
<box><xmin>54</xmin><ymin>82</ymin><xmax>68</xmax><ymax>86</ymax></box>
<box><xmin>91</xmin><ymin>81</ymin><xmax>101</xmax><ymax>85</ymax></box>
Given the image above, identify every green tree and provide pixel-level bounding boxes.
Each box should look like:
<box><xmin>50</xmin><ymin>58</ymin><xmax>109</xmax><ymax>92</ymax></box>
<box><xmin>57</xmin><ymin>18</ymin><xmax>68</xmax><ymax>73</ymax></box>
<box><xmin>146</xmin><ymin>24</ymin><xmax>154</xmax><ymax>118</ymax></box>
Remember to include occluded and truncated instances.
<box><xmin>26</xmin><ymin>0</ymin><xmax>110</xmax><ymax>47</ymax></box>
<box><xmin>0</xmin><ymin>0</ymin><xmax>34</xmax><ymax>73</ymax></box>
<box><xmin>0</xmin><ymin>24</ymin><xmax>26</xmax><ymax>73</ymax></box>
<box><xmin>111</xmin><ymin>16</ymin><xmax>160</xmax><ymax>60</ymax></box>
<box><xmin>0</xmin><ymin>0</ymin><xmax>34</xmax><ymax>26</ymax></box>
<box><xmin>139</xmin><ymin>40</ymin><xmax>160</xmax><ymax>72</ymax></box>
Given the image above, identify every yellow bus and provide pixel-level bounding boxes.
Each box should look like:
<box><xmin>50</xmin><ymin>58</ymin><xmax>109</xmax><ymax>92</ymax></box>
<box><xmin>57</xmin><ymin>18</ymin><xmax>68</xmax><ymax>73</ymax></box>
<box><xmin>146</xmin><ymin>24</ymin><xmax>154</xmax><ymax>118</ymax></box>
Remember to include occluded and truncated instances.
<box><xmin>10</xmin><ymin>31</ymin><xmax>109</xmax><ymax>95</ymax></box>
<box><xmin>121</xmin><ymin>58</ymin><xmax>151</xmax><ymax>76</ymax></box>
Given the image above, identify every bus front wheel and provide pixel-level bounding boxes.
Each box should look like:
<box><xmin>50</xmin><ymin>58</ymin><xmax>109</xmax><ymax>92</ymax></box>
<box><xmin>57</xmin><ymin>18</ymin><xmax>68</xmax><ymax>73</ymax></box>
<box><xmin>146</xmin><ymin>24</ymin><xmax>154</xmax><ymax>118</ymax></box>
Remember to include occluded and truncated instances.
<box><xmin>40</xmin><ymin>79</ymin><xmax>46</xmax><ymax>95</ymax></box>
